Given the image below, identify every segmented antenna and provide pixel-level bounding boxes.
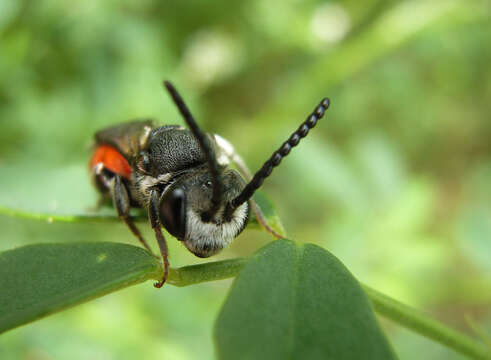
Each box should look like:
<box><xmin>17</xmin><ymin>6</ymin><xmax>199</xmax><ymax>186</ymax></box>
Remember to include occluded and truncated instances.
<box><xmin>163</xmin><ymin>81</ymin><xmax>223</xmax><ymax>220</ymax></box>
<box><xmin>230</xmin><ymin>98</ymin><xmax>330</xmax><ymax>210</ymax></box>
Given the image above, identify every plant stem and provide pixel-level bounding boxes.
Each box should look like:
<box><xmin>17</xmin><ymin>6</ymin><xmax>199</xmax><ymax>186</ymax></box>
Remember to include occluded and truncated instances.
<box><xmin>363</xmin><ymin>286</ymin><xmax>489</xmax><ymax>360</ymax></box>
<box><xmin>167</xmin><ymin>258</ymin><xmax>489</xmax><ymax>360</ymax></box>
<box><xmin>167</xmin><ymin>258</ymin><xmax>249</xmax><ymax>287</ymax></box>
<box><xmin>0</xmin><ymin>205</ymin><xmax>144</xmax><ymax>223</ymax></box>
<box><xmin>0</xmin><ymin>205</ymin><xmax>262</xmax><ymax>227</ymax></box>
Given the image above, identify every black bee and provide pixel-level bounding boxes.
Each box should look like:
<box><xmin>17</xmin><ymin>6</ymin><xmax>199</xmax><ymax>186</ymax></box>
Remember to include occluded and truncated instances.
<box><xmin>90</xmin><ymin>81</ymin><xmax>330</xmax><ymax>287</ymax></box>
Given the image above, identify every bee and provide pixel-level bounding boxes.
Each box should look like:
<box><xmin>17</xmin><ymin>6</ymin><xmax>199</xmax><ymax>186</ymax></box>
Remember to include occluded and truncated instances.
<box><xmin>90</xmin><ymin>81</ymin><xmax>330</xmax><ymax>287</ymax></box>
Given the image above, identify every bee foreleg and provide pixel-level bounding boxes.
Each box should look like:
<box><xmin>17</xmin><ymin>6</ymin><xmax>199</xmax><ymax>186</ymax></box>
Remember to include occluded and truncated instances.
<box><xmin>149</xmin><ymin>189</ymin><xmax>169</xmax><ymax>288</ymax></box>
<box><xmin>111</xmin><ymin>175</ymin><xmax>158</xmax><ymax>257</ymax></box>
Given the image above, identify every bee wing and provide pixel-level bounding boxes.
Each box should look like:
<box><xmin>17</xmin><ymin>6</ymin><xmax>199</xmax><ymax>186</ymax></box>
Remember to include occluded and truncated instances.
<box><xmin>214</xmin><ymin>134</ymin><xmax>252</xmax><ymax>179</ymax></box>
<box><xmin>94</xmin><ymin>120</ymin><xmax>156</xmax><ymax>160</ymax></box>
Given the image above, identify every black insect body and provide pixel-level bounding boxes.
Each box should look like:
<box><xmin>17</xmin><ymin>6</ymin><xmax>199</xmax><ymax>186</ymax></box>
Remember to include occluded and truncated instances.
<box><xmin>90</xmin><ymin>81</ymin><xmax>330</xmax><ymax>287</ymax></box>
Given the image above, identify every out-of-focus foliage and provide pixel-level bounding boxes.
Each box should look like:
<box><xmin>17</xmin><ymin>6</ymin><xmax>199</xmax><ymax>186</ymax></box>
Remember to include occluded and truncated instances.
<box><xmin>0</xmin><ymin>0</ymin><xmax>489</xmax><ymax>359</ymax></box>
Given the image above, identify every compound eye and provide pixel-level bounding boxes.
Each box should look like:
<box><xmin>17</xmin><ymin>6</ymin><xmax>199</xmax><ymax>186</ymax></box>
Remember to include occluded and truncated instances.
<box><xmin>137</xmin><ymin>152</ymin><xmax>150</xmax><ymax>173</ymax></box>
<box><xmin>159</xmin><ymin>188</ymin><xmax>187</xmax><ymax>240</ymax></box>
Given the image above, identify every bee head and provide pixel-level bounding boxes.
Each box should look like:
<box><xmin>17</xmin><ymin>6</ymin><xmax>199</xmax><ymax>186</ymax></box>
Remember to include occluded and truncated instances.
<box><xmin>163</xmin><ymin>81</ymin><xmax>330</xmax><ymax>258</ymax></box>
<box><xmin>159</xmin><ymin>167</ymin><xmax>249</xmax><ymax>257</ymax></box>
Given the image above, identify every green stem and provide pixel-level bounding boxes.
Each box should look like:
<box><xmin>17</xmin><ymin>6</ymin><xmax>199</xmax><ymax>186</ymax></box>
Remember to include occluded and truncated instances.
<box><xmin>0</xmin><ymin>205</ymin><xmax>144</xmax><ymax>223</ymax></box>
<box><xmin>167</xmin><ymin>258</ymin><xmax>249</xmax><ymax>287</ymax></box>
<box><xmin>166</xmin><ymin>258</ymin><xmax>489</xmax><ymax>360</ymax></box>
<box><xmin>363</xmin><ymin>286</ymin><xmax>489</xmax><ymax>360</ymax></box>
<box><xmin>0</xmin><ymin>205</ymin><xmax>263</xmax><ymax>227</ymax></box>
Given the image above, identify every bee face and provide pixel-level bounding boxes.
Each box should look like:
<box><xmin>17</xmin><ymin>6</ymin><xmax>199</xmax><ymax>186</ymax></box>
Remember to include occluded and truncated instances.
<box><xmin>159</xmin><ymin>168</ymin><xmax>249</xmax><ymax>257</ymax></box>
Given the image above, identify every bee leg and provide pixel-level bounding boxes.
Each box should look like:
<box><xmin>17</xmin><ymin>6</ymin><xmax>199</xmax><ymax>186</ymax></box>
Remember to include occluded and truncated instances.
<box><xmin>215</xmin><ymin>136</ymin><xmax>285</xmax><ymax>239</ymax></box>
<box><xmin>89</xmin><ymin>162</ymin><xmax>113</xmax><ymax>212</ymax></box>
<box><xmin>111</xmin><ymin>174</ymin><xmax>159</xmax><ymax>258</ymax></box>
<box><xmin>149</xmin><ymin>189</ymin><xmax>169</xmax><ymax>288</ymax></box>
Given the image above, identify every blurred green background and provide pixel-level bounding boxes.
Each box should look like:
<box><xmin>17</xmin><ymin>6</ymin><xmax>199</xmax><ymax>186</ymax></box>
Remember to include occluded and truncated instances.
<box><xmin>0</xmin><ymin>0</ymin><xmax>490</xmax><ymax>359</ymax></box>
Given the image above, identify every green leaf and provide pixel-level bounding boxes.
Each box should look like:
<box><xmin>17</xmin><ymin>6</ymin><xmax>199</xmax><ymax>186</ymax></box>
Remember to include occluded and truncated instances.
<box><xmin>214</xmin><ymin>239</ymin><xmax>397</xmax><ymax>360</ymax></box>
<box><xmin>249</xmin><ymin>191</ymin><xmax>287</xmax><ymax>236</ymax></box>
<box><xmin>0</xmin><ymin>242</ymin><xmax>162</xmax><ymax>333</ymax></box>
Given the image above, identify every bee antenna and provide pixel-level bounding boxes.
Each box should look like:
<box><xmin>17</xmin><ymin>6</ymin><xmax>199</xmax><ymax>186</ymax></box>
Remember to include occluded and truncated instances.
<box><xmin>163</xmin><ymin>81</ymin><xmax>223</xmax><ymax>220</ymax></box>
<box><xmin>229</xmin><ymin>97</ymin><xmax>330</xmax><ymax>210</ymax></box>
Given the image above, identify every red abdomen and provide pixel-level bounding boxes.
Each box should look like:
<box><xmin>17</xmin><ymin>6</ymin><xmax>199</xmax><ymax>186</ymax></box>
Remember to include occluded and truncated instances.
<box><xmin>90</xmin><ymin>144</ymin><xmax>132</xmax><ymax>179</ymax></box>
